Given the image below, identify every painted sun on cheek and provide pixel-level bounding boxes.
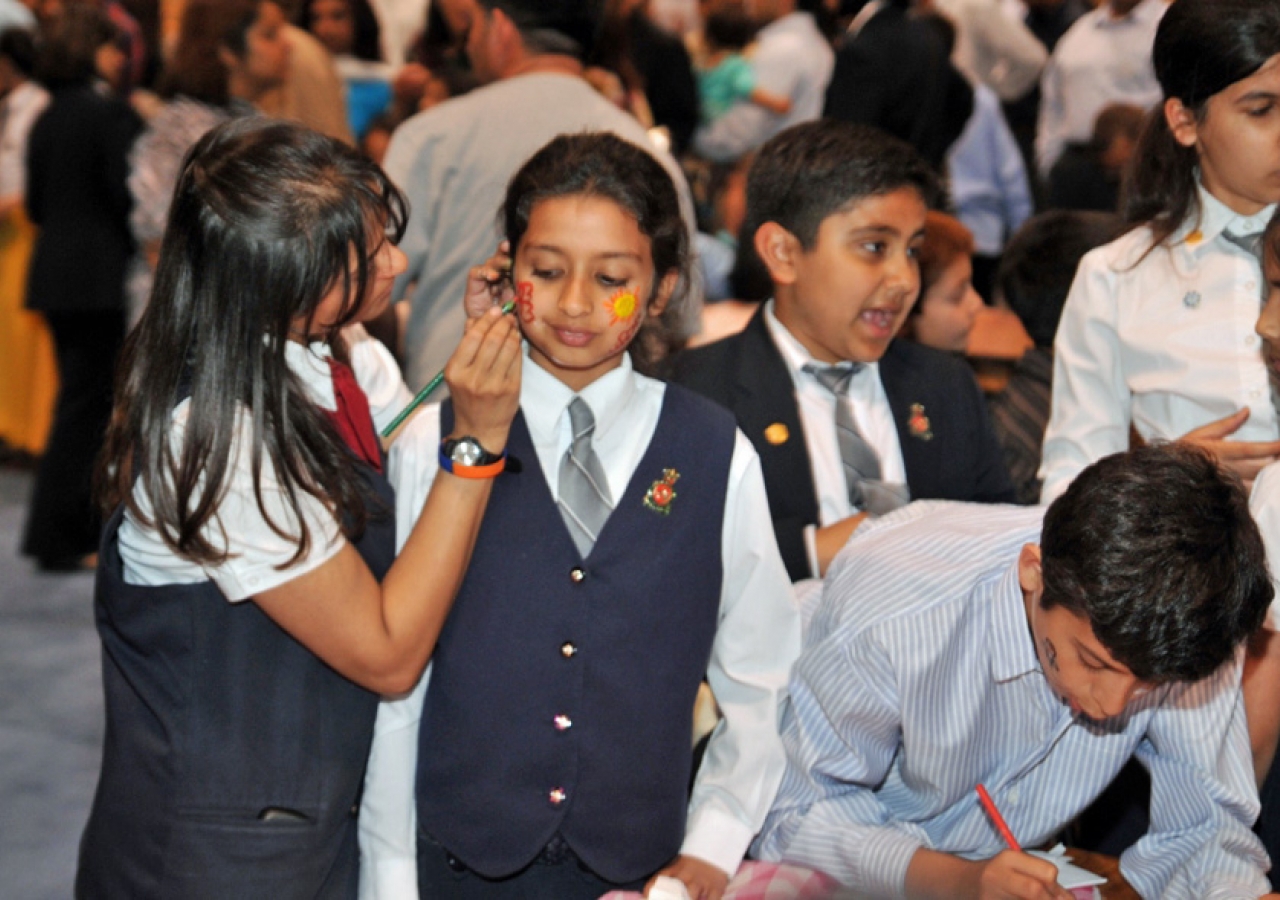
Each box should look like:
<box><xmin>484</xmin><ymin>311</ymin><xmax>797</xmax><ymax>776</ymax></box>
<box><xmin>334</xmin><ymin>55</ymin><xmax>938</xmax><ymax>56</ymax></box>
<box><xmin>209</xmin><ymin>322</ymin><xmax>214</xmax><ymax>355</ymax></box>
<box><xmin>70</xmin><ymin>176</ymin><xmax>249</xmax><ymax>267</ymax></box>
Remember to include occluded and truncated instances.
<box><xmin>605</xmin><ymin>287</ymin><xmax>638</xmax><ymax>325</ymax></box>
<box><xmin>515</xmin><ymin>280</ymin><xmax>535</xmax><ymax>324</ymax></box>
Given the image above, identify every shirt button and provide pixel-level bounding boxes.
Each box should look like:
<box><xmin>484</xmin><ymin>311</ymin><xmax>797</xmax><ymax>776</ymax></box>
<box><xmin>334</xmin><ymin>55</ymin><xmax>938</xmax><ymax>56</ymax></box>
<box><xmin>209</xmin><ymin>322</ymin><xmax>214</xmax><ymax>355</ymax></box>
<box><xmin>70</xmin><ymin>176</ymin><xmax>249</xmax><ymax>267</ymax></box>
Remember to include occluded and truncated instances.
<box><xmin>549</xmin><ymin>787</ymin><xmax>567</xmax><ymax>805</ymax></box>
<box><xmin>1008</xmin><ymin>786</ymin><xmax>1020</xmax><ymax>805</ymax></box>
<box><xmin>560</xmin><ymin>642</ymin><xmax>578</xmax><ymax>658</ymax></box>
<box><xmin>1247</xmin><ymin>334</ymin><xmax>1260</xmax><ymax>348</ymax></box>
<box><xmin>554</xmin><ymin>714</ymin><xmax>572</xmax><ymax>731</ymax></box>
<box><xmin>1247</xmin><ymin>281</ymin><xmax>1258</xmax><ymax>292</ymax></box>
<box><xmin>569</xmin><ymin>567</ymin><xmax>586</xmax><ymax>583</ymax></box>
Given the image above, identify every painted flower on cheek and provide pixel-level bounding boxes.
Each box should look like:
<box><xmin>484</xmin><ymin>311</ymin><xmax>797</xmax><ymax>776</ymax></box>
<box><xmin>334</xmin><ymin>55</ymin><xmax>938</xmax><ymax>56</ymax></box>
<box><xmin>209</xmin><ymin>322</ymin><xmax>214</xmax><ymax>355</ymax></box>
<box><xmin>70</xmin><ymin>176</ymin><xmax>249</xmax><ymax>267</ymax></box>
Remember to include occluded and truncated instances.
<box><xmin>606</xmin><ymin>288</ymin><xmax>638</xmax><ymax>325</ymax></box>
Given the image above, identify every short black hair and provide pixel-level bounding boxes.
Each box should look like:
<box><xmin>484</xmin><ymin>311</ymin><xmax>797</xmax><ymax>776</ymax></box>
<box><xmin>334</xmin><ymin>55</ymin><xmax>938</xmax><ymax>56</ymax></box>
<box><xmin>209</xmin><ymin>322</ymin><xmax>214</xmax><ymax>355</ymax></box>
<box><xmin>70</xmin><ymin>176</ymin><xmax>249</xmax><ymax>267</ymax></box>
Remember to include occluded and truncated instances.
<box><xmin>476</xmin><ymin>0</ymin><xmax>602</xmax><ymax>61</ymax></box>
<box><xmin>704</xmin><ymin>7</ymin><xmax>759</xmax><ymax>53</ymax></box>
<box><xmin>744</xmin><ymin>119</ymin><xmax>941</xmax><ymax>251</ymax></box>
<box><xmin>996</xmin><ymin>211</ymin><xmax>1122</xmax><ymax>347</ymax></box>
<box><xmin>1039</xmin><ymin>443</ymin><xmax>1272</xmax><ymax>683</ymax></box>
<box><xmin>35</xmin><ymin>4</ymin><xmax>120</xmax><ymax>89</ymax></box>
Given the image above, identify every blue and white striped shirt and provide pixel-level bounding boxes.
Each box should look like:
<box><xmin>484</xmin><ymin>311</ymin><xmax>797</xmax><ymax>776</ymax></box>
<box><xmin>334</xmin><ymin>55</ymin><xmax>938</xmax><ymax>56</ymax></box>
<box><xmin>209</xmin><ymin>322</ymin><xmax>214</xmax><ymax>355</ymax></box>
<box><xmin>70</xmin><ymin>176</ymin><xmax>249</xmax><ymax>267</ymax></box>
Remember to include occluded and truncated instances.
<box><xmin>754</xmin><ymin>501</ymin><xmax>1269</xmax><ymax>899</ymax></box>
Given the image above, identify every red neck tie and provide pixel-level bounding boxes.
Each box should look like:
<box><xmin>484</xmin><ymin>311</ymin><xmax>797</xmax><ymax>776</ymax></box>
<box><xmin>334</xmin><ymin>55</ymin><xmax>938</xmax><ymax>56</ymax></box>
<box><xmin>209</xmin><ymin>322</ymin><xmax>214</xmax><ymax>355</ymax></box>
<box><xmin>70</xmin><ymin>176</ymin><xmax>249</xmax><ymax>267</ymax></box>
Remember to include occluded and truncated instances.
<box><xmin>325</xmin><ymin>358</ymin><xmax>383</xmax><ymax>473</ymax></box>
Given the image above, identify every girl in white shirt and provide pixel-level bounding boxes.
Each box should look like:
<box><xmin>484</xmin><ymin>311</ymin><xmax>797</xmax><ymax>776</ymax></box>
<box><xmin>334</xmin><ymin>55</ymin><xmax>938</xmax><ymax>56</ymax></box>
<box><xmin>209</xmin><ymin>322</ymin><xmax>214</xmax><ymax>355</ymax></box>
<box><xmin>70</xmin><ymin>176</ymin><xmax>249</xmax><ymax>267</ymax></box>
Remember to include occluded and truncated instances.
<box><xmin>358</xmin><ymin>131</ymin><xmax>799</xmax><ymax>900</ymax></box>
<box><xmin>1040</xmin><ymin>0</ymin><xmax>1280</xmax><ymax>505</ymax></box>
<box><xmin>77</xmin><ymin>117</ymin><xmax>521</xmax><ymax>897</ymax></box>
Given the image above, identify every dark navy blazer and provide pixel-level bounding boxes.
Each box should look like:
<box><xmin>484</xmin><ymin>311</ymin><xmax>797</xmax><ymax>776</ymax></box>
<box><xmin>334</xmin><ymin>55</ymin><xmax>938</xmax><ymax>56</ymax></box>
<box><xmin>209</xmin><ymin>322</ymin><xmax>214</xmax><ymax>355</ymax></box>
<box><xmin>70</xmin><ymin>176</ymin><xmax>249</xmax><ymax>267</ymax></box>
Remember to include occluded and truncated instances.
<box><xmin>669</xmin><ymin>308</ymin><xmax>1014</xmax><ymax>581</ymax></box>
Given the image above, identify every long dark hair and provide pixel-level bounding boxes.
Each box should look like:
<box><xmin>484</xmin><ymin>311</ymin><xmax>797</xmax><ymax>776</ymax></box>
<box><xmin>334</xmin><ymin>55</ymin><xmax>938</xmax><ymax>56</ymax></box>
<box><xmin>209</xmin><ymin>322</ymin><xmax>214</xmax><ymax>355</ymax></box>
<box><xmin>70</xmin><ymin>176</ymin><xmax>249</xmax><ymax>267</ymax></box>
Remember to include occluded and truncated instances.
<box><xmin>300</xmin><ymin>0</ymin><xmax>383</xmax><ymax>62</ymax></box>
<box><xmin>501</xmin><ymin>132</ymin><xmax>689</xmax><ymax>373</ymax></box>
<box><xmin>99</xmin><ymin>118</ymin><xmax>407</xmax><ymax>566</ymax></box>
<box><xmin>1124</xmin><ymin>0</ymin><xmax>1280</xmax><ymax>247</ymax></box>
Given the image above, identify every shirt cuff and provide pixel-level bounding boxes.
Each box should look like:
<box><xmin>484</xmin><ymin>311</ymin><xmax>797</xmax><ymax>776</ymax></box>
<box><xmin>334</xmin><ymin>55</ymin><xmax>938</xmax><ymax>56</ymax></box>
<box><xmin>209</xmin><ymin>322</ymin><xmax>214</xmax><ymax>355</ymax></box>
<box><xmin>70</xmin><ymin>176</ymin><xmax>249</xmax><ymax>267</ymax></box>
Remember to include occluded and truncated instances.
<box><xmin>803</xmin><ymin>524</ymin><xmax>820</xmax><ymax>579</ymax></box>
<box><xmin>858</xmin><ymin>827</ymin><xmax>925</xmax><ymax>899</ymax></box>
<box><xmin>681</xmin><ymin>805</ymin><xmax>755</xmax><ymax>880</ymax></box>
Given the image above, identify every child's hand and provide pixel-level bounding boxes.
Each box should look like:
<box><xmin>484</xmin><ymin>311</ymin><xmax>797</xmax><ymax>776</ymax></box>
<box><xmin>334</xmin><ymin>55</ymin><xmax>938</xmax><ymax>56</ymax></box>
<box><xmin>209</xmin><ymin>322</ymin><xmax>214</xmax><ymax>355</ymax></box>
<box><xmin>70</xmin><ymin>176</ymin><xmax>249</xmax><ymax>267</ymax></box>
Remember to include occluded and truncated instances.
<box><xmin>1179</xmin><ymin>408</ymin><xmax>1280</xmax><ymax>490</ymax></box>
<box><xmin>645</xmin><ymin>855</ymin><xmax>729</xmax><ymax>900</ymax></box>
<box><xmin>445</xmin><ymin>305</ymin><xmax>522</xmax><ymax>452</ymax></box>
<box><xmin>463</xmin><ymin>241</ymin><xmax>515</xmax><ymax>320</ymax></box>
<box><xmin>971</xmin><ymin>851</ymin><xmax>1071</xmax><ymax>900</ymax></box>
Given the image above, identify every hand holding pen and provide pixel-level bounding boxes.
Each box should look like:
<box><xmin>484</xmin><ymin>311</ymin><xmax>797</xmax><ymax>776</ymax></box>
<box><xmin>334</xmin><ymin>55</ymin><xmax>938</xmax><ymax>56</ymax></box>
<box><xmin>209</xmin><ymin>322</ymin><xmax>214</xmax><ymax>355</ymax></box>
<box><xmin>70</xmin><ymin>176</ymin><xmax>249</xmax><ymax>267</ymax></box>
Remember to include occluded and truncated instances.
<box><xmin>972</xmin><ymin>784</ymin><xmax>1072</xmax><ymax>900</ymax></box>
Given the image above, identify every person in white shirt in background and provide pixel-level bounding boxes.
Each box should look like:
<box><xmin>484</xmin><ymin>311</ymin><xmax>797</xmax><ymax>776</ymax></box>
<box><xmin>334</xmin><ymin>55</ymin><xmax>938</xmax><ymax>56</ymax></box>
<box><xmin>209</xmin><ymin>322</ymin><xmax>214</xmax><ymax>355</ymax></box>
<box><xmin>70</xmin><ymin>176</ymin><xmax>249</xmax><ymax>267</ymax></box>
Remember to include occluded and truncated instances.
<box><xmin>691</xmin><ymin>0</ymin><xmax>833</xmax><ymax>164</ymax></box>
<box><xmin>1041</xmin><ymin>0</ymin><xmax>1280</xmax><ymax>505</ymax></box>
<box><xmin>1034</xmin><ymin>0</ymin><xmax>1166</xmax><ymax>178</ymax></box>
<box><xmin>930</xmin><ymin>0</ymin><xmax>1045</xmax><ymax>103</ymax></box>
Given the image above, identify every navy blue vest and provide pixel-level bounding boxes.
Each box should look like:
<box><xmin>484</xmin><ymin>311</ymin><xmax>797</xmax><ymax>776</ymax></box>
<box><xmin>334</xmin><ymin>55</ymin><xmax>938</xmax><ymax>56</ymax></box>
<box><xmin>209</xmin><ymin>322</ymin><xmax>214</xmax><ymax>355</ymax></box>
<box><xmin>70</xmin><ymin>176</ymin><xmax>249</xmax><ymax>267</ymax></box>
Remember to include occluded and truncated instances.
<box><xmin>75</xmin><ymin>458</ymin><xmax>394</xmax><ymax>899</ymax></box>
<box><xmin>417</xmin><ymin>385</ymin><xmax>735</xmax><ymax>883</ymax></box>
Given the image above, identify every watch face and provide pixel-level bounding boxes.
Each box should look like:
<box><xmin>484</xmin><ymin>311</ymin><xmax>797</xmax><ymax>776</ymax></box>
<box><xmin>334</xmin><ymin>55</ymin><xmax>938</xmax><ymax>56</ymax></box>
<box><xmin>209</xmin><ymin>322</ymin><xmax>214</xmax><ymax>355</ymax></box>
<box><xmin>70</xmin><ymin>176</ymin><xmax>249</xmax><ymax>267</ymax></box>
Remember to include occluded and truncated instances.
<box><xmin>453</xmin><ymin>438</ymin><xmax>484</xmax><ymax>467</ymax></box>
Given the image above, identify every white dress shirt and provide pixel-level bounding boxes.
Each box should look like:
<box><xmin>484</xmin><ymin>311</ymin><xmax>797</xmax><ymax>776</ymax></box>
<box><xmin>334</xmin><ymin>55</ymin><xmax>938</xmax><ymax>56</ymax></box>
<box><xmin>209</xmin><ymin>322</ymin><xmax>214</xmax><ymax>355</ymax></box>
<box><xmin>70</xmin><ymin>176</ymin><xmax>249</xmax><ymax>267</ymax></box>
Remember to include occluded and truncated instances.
<box><xmin>357</xmin><ymin>349</ymin><xmax>801</xmax><ymax>898</ymax></box>
<box><xmin>117</xmin><ymin>326</ymin><xmax>411</xmax><ymax>599</ymax></box>
<box><xmin>1040</xmin><ymin>187</ymin><xmax>1278</xmax><ymax>503</ymax></box>
<box><xmin>763</xmin><ymin>302</ymin><xmax>906</xmax><ymax>576</ymax></box>
<box><xmin>1035</xmin><ymin>0</ymin><xmax>1167</xmax><ymax>176</ymax></box>
<box><xmin>755</xmin><ymin>501</ymin><xmax>1269</xmax><ymax>899</ymax></box>
<box><xmin>932</xmin><ymin>0</ymin><xmax>1047</xmax><ymax>102</ymax></box>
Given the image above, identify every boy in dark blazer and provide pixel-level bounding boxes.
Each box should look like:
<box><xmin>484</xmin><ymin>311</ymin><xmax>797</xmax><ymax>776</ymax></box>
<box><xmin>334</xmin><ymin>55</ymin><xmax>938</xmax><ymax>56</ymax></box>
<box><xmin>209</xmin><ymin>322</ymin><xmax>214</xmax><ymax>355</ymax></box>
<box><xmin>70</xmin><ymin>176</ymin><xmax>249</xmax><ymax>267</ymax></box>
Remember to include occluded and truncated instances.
<box><xmin>671</xmin><ymin>120</ymin><xmax>1013</xmax><ymax>582</ymax></box>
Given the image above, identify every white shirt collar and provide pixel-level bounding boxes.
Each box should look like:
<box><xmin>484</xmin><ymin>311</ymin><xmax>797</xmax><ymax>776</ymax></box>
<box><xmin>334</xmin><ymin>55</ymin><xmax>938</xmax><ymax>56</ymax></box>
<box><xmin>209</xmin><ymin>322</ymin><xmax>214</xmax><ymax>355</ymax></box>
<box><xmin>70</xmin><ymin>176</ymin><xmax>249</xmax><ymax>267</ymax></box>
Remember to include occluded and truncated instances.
<box><xmin>763</xmin><ymin>299</ymin><xmax>881</xmax><ymax>390</ymax></box>
<box><xmin>284</xmin><ymin>339</ymin><xmax>338</xmax><ymax>411</ymax></box>
<box><xmin>1177</xmin><ymin>181</ymin><xmax>1277</xmax><ymax>251</ymax></box>
<box><xmin>520</xmin><ymin>345</ymin><xmax>637</xmax><ymax>448</ymax></box>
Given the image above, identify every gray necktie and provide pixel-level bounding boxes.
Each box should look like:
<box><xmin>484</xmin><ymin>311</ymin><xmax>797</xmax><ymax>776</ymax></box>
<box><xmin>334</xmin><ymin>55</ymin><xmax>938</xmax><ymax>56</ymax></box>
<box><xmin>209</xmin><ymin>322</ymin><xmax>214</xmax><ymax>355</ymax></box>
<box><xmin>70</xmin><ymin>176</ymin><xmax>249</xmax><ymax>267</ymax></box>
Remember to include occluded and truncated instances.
<box><xmin>805</xmin><ymin>364</ymin><xmax>909</xmax><ymax>516</ymax></box>
<box><xmin>558</xmin><ymin>396</ymin><xmax>613</xmax><ymax>556</ymax></box>
<box><xmin>1223</xmin><ymin>228</ymin><xmax>1263</xmax><ymax>260</ymax></box>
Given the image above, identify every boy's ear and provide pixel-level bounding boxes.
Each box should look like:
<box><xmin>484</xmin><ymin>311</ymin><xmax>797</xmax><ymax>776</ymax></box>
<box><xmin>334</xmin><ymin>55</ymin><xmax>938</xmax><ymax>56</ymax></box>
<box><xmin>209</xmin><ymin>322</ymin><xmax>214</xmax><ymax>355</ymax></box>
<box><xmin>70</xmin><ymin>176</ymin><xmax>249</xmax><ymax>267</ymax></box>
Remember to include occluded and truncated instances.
<box><xmin>1017</xmin><ymin>544</ymin><xmax>1044</xmax><ymax>602</ymax></box>
<box><xmin>753</xmin><ymin>221</ymin><xmax>804</xmax><ymax>286</ymax></box>
<box><xmin>1164</xmin><ymin>97</ymin><xmax>1199</xmax><ymax>149</ymax></box>
<box><xmin>647</xmin><ymin>269</ymin><xmax>678</xmax><ymax>318</ymax></box>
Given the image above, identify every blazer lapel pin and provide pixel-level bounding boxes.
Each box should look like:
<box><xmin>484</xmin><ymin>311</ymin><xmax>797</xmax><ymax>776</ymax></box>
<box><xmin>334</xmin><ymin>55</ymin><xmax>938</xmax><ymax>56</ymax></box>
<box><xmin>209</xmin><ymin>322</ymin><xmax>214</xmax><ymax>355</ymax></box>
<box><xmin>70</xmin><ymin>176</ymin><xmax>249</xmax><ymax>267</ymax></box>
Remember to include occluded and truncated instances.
<box><xmin>908</xmin><ymin>404</ymin><xmax>932</xmax><ymax>441</ymax></box>
<box><xmin>644</xmin><ymin>469</ymin><xmax>680</xmax><ymax>515</ymax></box>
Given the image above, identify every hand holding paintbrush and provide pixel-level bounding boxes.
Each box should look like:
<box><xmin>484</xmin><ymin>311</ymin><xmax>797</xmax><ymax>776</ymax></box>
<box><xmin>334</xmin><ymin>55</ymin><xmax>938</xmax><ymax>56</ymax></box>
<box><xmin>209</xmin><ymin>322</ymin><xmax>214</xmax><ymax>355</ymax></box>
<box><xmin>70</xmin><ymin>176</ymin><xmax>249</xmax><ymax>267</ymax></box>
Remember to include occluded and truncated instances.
<box><xmin>382</xmin><ymin>243</ymin><xmax>520</xmax><ymax>441</ymax></box>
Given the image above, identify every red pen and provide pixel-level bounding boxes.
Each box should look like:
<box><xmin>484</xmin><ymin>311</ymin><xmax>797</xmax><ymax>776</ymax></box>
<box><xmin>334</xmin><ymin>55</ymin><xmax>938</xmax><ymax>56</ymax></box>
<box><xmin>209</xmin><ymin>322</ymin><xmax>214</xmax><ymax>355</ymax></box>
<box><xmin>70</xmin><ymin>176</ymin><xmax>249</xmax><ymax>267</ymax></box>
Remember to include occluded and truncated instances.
<box><xmin>976</xmin><ymin>783</ymin><xmax>1021</xmax><ymax>852</ymax></box>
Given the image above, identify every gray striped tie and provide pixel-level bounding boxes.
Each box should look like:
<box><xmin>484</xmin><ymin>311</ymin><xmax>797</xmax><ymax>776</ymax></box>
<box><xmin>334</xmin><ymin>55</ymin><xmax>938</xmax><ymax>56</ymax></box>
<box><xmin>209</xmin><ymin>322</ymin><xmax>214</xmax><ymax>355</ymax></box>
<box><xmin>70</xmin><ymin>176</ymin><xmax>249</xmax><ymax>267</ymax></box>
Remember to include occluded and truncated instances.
<box><xmin>805</xmin><ymin>364</ymin><xmax>909</xmax><ymax>516</ymax></box>
<box><xmin>558</xmin><ymin>396</ymin><xmax>613</xmax><ymax>556</ymax></box>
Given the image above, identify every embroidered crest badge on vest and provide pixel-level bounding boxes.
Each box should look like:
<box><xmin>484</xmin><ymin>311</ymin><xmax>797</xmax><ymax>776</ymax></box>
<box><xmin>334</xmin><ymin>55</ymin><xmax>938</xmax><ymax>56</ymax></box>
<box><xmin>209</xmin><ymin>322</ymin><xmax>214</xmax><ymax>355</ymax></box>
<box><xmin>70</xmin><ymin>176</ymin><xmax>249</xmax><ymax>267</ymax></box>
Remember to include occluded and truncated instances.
<box><xmin>644</xmin><ymin>469</ymin><xmax>680</xmax><ymax>514</ymax></box>
<box><xmin>908</xmin><ymin>404</ymin><xmax>932</xmax><ymax>441</ymax></box>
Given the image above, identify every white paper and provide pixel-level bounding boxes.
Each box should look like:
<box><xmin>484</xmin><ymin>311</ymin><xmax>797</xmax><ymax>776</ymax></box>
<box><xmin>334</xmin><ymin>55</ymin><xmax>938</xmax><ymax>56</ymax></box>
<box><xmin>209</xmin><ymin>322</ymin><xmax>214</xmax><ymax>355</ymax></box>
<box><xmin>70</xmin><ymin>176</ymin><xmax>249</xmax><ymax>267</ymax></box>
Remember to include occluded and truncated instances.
<box><xmin>1027</xmin><ymin>843</ymin><xmax>1108</xmax><ymax>890</ymax></box>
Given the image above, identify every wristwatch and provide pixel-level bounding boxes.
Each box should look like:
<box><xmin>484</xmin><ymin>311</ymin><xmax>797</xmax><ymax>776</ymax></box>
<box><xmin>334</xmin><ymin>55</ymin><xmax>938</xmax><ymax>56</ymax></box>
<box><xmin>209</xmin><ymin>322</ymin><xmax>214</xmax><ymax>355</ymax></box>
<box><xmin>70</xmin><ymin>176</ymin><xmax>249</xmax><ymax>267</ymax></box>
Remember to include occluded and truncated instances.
<box><xmin>439</xmin><ymin>436</ymin><xmax>506</xmax><ymax>479</ymax></box>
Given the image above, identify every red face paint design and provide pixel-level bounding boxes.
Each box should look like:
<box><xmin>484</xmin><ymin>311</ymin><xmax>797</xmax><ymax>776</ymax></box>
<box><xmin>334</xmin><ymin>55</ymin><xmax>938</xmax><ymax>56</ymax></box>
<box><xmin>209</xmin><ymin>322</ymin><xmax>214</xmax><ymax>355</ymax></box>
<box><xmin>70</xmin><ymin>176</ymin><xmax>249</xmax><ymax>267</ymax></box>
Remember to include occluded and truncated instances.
<box><xmin>609</xmin><ymin>315</ymin><xmax>643</xmax><ymax>354</ymax></box>
<box><xmin>515</xmin><ymin>280</ymin><xmax>535</xmax><ymax>323</ymax></box>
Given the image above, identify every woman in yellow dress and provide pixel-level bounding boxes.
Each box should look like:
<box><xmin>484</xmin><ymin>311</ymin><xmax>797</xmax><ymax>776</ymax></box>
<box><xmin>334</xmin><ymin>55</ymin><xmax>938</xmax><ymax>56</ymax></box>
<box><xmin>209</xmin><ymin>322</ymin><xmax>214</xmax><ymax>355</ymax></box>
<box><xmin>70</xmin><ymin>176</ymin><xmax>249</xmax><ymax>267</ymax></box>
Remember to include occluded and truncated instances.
<box><xmin>0</xmin><ymin>27</ymin><xmax>56</xmax><ymax>459</ymax></box>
